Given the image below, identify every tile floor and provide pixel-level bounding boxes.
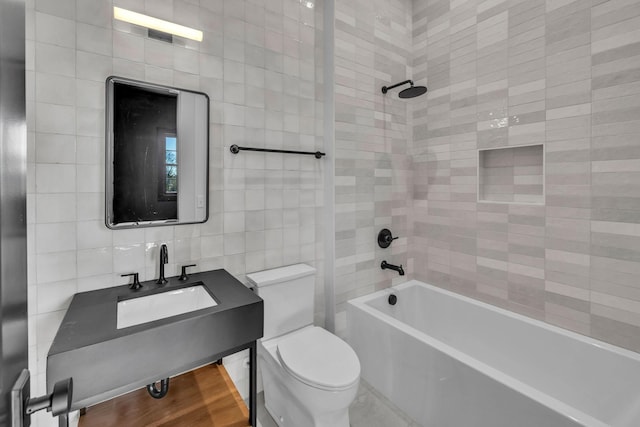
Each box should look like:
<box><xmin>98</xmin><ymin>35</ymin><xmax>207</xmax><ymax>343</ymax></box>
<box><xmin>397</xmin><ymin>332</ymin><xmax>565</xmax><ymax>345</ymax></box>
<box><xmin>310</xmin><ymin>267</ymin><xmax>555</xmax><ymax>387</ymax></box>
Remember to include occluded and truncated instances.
<box><xmin>255</xmin><ymin>380</ymin><xmax>420</xmax><ymax>427</ymax></box>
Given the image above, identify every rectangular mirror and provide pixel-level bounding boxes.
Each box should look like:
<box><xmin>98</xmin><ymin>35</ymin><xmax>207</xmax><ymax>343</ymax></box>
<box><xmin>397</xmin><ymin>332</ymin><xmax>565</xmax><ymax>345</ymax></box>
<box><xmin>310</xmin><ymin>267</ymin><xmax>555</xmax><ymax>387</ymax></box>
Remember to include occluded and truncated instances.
<box><xmin>105</xmin><ymin>76</ymin><xmax>209</xmax><ymax>229</ymax></box>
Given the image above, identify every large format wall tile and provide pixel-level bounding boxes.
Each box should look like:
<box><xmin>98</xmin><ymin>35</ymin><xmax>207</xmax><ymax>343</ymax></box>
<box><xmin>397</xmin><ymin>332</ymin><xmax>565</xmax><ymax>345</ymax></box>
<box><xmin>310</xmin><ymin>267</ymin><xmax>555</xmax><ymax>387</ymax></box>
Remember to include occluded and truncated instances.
<box><xmin>333</xmin><ymin>0</ymin><xmax>414</xmax><ymax>336</ymax></box>
<box><xmin>412</xmin><ymin>0</ymin><xmax>640</xmax><ymax>353</ymax></box>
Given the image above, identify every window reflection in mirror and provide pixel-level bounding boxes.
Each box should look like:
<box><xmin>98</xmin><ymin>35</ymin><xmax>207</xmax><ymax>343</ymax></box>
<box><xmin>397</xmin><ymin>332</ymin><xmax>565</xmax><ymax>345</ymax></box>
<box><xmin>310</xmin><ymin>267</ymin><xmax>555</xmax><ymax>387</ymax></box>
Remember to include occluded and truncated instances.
<box><xmin>106</xmin><ymin>77</ymin><xmax>209</xmax><ymax>229</ymax></box>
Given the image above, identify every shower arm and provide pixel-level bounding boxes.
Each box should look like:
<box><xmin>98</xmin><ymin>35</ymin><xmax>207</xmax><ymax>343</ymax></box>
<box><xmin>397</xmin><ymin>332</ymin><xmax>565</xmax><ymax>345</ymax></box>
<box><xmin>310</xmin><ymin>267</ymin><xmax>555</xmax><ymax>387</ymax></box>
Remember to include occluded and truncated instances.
<box><xmin>381</xmin><ymin>80</ymin><xmax>413</xmax><ymax>94</ymax></box>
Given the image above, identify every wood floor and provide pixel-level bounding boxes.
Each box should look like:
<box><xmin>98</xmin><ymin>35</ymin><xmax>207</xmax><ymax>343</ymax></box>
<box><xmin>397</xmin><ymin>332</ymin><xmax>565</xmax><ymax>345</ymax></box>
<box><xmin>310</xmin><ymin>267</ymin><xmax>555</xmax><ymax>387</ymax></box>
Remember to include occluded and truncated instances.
<box><xmin>79</xmin><ymin>364</ymin><xmax>249</xmax><ymax>427</ymax></box>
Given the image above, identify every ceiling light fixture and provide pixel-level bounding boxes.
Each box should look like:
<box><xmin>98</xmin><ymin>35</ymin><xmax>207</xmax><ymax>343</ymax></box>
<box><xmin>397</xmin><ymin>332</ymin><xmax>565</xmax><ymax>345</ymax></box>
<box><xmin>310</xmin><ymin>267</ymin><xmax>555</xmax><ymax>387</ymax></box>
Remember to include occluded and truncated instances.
<box><xmin>113</xmin><ymin>7</ymin><xmax>203</xmax><ymax>42</ymax></box>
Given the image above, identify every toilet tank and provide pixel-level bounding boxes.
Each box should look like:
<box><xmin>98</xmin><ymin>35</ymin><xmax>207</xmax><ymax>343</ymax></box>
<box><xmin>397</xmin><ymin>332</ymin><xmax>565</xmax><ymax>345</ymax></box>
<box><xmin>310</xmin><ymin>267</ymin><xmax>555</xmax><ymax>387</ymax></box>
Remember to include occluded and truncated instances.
<box><xmin>247</xmin><ymin>264</ymin><xmax>316</xmax><ymax>340</ymax></box>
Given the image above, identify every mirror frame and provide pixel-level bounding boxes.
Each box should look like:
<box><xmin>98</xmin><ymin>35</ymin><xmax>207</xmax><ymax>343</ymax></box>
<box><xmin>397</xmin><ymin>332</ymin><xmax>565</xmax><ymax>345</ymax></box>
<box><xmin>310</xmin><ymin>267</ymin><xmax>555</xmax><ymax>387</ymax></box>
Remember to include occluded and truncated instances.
<box><xmin>105</xmin><ymin>76</ymin><xmax>210</xmax><ymax>229</ymax></box>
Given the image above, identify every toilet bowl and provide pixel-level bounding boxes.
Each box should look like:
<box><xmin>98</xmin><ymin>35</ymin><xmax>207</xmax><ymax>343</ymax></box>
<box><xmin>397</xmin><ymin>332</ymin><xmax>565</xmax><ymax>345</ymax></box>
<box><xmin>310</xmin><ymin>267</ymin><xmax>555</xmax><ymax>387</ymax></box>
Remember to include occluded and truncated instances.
<box><xmin>259</xmin><ymin>326</ymin><xmax>360</xmax><ymax>426</ymax></box>
<box><xmin>247</xmin><ymin>264</ymin><xmax>361</xmax><ymax>427</ymax></box>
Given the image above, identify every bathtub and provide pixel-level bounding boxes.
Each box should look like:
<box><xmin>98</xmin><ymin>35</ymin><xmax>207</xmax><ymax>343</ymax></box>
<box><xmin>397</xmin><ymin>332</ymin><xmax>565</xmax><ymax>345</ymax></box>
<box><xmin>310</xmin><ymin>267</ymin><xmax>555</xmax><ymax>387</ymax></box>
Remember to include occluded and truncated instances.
<box><xmin>347</xmin><ymin>280</ymin><xmax>640</xmax><ymax>427</ymax></box>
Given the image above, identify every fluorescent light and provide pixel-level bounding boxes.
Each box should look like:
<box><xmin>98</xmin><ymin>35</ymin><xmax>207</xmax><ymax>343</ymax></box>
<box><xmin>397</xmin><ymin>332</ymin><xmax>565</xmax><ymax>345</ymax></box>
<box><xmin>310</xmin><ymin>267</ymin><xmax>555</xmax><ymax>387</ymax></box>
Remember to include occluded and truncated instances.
<box><xmin>113</xmin><ymin>7</ymin><xmax>203</xmax><ymax>42</ymax></box>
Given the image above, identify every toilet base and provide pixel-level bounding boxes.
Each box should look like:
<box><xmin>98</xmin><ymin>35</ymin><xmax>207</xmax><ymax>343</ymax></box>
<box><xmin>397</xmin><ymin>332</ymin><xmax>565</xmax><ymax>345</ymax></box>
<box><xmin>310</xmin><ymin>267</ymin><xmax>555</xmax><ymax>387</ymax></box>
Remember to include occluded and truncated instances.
<box><xmin>259</xmin><ymin>335</ymin><xmax>357</xmax><ymax>427</ymax></box>
<box><xmin>262</xmin><ymin>367</ymin><xmax>352</xmax><ymax>427</ymax></box>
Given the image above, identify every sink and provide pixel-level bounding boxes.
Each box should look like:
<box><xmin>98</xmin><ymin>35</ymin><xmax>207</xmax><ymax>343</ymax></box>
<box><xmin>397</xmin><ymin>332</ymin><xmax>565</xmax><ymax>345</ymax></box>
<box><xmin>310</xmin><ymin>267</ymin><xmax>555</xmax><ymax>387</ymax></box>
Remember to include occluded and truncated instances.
<box><xmin>117</xmin><ymin>284</ymin><xmax>218</xmax><ymax>329</ymax></box>
<box><xmin>48</xmin><ymin>268</ymin><xmax>263</xmax><ymax>413</ymax></box>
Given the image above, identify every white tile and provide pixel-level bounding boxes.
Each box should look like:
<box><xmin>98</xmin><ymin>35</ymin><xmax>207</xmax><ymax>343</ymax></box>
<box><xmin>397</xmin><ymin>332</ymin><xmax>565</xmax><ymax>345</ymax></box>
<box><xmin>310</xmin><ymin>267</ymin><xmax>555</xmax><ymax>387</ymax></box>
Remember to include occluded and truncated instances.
<box><xmin>224</xmin><ymin>82</ymin><xmax>246</xmax><ymax>105</ymax></box>
<box><xmin>224</xmin><ymin>211</ymin><xmax>246</xmax><ymax>233</ymax></box>
<box><xmin>35</xmin><ymin>133</ymin><xmax>76</xmax><ymax>164</ymax></box>
<box><xmin>76</xmin><ymin>108</ymin><xmax>104</xmax><ymax>137</ymax></box>
<box><xmin>35</xmin><ymin>222</ymin><xmax>76</xmax><ymax>253</ymax></box>
<box><xmin>36</xmin><ymin>279</ymin><xmax>77</xmax><ymax>314</ymax></box>
<box><xmin>245</xmin><ymin>189</ymin><xmax>265</xmax><ymax>210</ymax></box>
<box><xmin>200</xmin><ymin>54</ymin><xmax>224</xmax><ymax>79</ymax></box>
<box><xmin>246</xmin><ymin>231</ymin><xmax>265</xmax><ymax>251</ymax></box>
<box><xmin>77</xmin><ymin>23</ymin><xmax>112</xmax><ymax>56</ymax></box>
<box><xmin>35</xmin><ymin>12</ymin><xmax>75</xmax><ymax>48</ymax></box>
<box><xmin>76</xmin><ymin>136</ymin><xmax>102</xmax><ymax>164</ymax></box>
<box><xmin>36</xmin><ymin>73</ymin><xmax>74</xmax><ymax>109</ymax></box>
<box><xmin>113</xmin><ymin>228</ymin><xmax>145</xmax><ymax>245</ymax></box>
<box><xmin>77</xmin><ymin>192</ymin><xmax>103</xmax><ymax>221</ymax></box>
<box><xmin>113</xmin><ymin>243</ymin><xmax>145</xmax><ymax>274</ymax></box>
<box><xmin>224</xmin><ymin>190</ymin><xmax>246</xmax><ymax>211</ymax></box>
<box><xmin>77</xmin><ymin>220</ymin><xmax>113</xmax><ymax>249</ymax></box>
<box><xmin>224</xmin><ymin>232</ymin><xmax>245</xmax><ymax>255</ymax></box>
<box><xmin>174</xmin><ymin>237</ymin><xmax>201</xmax><ymax>263</ymax></box>
<box><xmin>36</xmin><ymin>193</ymin><xmax>76</xmax><ymax>223</ymax></box>
<box><xmin>77</xmin><ymin>0</ymin><xmax>112</xmax><ymax>27</ymax></box>
<box><xmin>145</xmin><ymin>38</ymin><xmax>175</xmax><ymax>69</ymax></box>
<box><xmin>113</xmin><ymin>58</ymin><xmax>146</xmax><ymax>80</ymax></box>
<box><xmin>36</xmin><ymin>164</ymin><xmax>75</xmax><ymax>193</ymax></box>
<box><xmin>145</xmin><ymin>64</ymin><xmax>174</xmax><ymax>85</ymax></box>
<box><xmin>77</xmin><ymin>247</ymin><xmax>112</xmax><ymax>277</ymax></box>
<box><xmin>77</xmin><ymin>273</ymin><xmax>113</xmax><ymax>293</ymax></box>
<box><xmin>35</xmin><ymin>43</ymin><xmax>75</xmax><ymax>77</ymax></box>
<box><xmin>174</xmin><ymin>46</ymin><xmax>200</xmax><ymax>74</ymax></box>
<box><xmin>76</xmin><ymin>164</ymin><xmax>102</xmax><ymax>193</ymax></box>
<box><xmin>35</xmin><ymin>103</ymin><xmax>75</xmax><ymax>134</ymax></box>
<box><xmin>144</xmin><ymin>226</ymin><xmax>175</xmax><ymax>243</ymax></box>
<box><xmin>35</xmin><ymin>310</ymin><xmax>65</xmax><ymax>345</ymax></box>
<box><xmin>35</xmin><ymin>0</ymin><xmax>75</xmax><ymax>20</ymax></box>
<box><xmin>76</xmin><ymin>51</ymin><xmax>113</xmax><ymax>82</ymax></box>
<box><xmin>36</xmin><ymin>250</ymin><xmax>76</xmax><ymax>284</ymax></box>
<box><xmin>264</xmin><ymin>229</ymin><xmax>283</xmax><ymax>249</ymax></box>
<box><xmin>76</xmin><ymin>80</ymin><xmax>105</xmax><ymax>109</ymax></box>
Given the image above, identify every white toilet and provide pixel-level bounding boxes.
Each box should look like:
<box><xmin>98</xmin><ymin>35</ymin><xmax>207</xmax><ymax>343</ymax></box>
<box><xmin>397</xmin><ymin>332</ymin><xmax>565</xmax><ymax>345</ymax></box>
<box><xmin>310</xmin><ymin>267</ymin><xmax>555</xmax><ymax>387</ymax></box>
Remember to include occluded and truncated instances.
<box><xmin>247</xmin><ymin>264</ymin><xmax>360</xmax><ymax>427</ymax></box>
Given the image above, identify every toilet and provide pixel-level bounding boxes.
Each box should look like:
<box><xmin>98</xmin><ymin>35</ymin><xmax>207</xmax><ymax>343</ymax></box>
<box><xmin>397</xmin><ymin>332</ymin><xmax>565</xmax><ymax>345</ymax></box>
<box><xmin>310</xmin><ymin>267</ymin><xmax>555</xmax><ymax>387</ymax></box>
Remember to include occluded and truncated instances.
<box><xmin>247</xmin><ymin>264</ymin><xmax>360</xmax><ymax>427</ymax></box>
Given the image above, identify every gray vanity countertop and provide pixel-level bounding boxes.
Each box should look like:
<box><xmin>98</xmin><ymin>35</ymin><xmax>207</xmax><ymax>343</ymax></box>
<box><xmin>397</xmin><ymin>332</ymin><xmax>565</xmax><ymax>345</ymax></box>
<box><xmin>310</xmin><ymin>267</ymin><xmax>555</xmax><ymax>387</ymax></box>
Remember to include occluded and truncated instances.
<box><xmin>47</xmin><ymin>268</ymin><xmax>263</xmax><ymax>410</ymax></box>
<box><xmin>49</xmin><ymin>268</ymin><xmax>261</xmax><ymax>354</ymax></box>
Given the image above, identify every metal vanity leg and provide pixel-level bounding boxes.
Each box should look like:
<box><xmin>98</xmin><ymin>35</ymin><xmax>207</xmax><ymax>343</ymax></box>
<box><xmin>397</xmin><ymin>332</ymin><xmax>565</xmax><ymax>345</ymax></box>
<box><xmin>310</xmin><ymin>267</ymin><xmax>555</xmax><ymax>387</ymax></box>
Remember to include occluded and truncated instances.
<box><xmin>249</xmin><ymin>341</ymin><xmax>257</xmax><ymax>427</ymax></box>
<box><xmin>58</xmin><ymin>413</ymin><xmax>68</xmax><ymax>427</ymax></box>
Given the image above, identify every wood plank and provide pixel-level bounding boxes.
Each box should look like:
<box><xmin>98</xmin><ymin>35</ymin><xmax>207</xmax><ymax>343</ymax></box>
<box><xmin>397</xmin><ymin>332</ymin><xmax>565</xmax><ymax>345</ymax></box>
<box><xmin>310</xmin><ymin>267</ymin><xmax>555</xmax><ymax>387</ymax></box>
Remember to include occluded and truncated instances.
<box><xmin>79</xmin><ymin>364</ymin><xmax>249</xmax><ymax>427</ymax></box>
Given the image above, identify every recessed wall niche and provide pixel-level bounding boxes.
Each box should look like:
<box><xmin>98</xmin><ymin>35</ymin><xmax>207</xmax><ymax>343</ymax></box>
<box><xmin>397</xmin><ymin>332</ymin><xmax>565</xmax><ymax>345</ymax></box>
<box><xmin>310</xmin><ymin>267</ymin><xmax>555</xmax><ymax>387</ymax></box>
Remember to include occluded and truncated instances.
<box><xmin>478</xmin><ymin>144</ymin><xmax>544</xmax><ymax>205</ymax></box>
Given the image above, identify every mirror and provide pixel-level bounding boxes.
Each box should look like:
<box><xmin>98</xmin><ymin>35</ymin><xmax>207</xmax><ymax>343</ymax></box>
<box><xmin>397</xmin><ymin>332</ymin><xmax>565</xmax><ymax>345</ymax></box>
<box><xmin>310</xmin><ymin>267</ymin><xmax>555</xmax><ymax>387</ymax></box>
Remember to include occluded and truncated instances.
<box><xmin>105</xmin><ymin>76</ymin><xmax>209</xmax><ymax>229</ymax></box>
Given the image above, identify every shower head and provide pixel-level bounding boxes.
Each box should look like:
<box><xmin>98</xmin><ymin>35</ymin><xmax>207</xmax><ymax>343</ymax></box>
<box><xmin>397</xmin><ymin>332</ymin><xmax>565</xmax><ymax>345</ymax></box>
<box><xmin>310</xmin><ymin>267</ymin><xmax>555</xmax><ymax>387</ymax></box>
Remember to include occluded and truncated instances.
<box><xmin>381</xmin><ymin>79</ymin><xmax>427</xmax><ymax>99</ymax></box>
<box><xmin>399</xmin><ymin>85</ymin><xmax>428</xmax><ymax>98</ymax></box>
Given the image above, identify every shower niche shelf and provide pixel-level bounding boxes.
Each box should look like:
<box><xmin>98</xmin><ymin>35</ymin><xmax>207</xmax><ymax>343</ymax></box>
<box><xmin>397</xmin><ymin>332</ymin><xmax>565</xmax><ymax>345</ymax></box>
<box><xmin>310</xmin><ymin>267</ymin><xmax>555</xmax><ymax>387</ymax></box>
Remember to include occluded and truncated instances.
<box><xmin>478</xmin><ymin>143</ymin><xmax>544</xmax><ymax>205</ymax></box>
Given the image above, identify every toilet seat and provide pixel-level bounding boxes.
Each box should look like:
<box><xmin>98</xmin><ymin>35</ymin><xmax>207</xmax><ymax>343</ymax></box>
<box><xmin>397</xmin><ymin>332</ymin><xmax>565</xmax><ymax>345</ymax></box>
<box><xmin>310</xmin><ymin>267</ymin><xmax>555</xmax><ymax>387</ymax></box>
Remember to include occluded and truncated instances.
<box><xmin>276</xmin><ymin>326</ymin><xmax>360</xmax><ymax>391</ymax></box>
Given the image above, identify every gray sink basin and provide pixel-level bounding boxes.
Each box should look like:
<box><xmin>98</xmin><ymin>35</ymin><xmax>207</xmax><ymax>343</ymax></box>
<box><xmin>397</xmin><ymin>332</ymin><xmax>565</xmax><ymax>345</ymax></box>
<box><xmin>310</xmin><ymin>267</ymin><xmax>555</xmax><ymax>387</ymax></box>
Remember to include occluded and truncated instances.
<box><xmin>117</xmin><ymin>284</ymin><xmax>218</xmax><ymax>329</ymax></box>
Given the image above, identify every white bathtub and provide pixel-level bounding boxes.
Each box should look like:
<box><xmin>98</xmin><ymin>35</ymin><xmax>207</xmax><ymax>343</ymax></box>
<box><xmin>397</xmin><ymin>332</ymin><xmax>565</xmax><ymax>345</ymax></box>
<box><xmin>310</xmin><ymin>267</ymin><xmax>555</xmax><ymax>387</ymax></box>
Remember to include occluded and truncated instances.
<box><xmin>347</xmin><ymin>280</ymin><xmax>640</xmax><ymax>427</ymax></box>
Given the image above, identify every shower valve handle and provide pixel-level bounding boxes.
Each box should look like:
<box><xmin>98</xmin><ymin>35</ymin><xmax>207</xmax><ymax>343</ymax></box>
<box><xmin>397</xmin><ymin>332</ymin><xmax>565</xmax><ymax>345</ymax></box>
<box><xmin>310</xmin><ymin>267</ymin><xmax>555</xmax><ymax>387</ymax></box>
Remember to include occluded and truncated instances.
<box><xmin>378</xmin><ymin>229</ymin><xmax>398</xmax><ymax>248</ymax></box>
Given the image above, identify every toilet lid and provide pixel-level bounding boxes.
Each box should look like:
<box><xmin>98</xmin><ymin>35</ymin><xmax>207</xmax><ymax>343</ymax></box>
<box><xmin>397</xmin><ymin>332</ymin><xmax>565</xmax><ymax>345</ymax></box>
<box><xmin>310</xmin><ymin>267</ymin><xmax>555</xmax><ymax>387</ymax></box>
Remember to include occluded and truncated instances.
<box><xmin>276</xmin><ymin>327</ymin><xmax>360</xmax><ymax>391</ymax></box>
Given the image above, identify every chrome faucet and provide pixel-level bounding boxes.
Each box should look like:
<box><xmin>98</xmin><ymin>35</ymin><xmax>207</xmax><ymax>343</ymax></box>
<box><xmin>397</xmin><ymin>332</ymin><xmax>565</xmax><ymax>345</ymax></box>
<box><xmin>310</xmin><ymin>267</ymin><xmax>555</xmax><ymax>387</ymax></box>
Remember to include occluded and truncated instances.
<box><xmin>156</xmin><ymin>244</ymin><xmax>168</xmax><ymax>285</ymax></box>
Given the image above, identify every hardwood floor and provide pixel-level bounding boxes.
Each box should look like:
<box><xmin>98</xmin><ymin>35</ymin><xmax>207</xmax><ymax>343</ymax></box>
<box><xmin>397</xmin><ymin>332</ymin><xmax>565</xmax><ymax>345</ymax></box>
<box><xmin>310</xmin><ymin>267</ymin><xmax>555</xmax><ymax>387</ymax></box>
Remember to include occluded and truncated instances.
<box><xmin>79</xmin><ymin>364</ymin><xmax>249</xmax><ymax>427</ymax></box>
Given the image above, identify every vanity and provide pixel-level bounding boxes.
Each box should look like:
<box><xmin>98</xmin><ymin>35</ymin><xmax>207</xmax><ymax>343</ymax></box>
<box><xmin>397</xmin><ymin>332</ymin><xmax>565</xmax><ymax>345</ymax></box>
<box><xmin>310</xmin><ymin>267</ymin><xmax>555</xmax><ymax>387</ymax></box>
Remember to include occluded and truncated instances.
<box><xmin>46</xmin><ymin>269</ymin><xmax>263</xmax><ymax>426</ymax></box>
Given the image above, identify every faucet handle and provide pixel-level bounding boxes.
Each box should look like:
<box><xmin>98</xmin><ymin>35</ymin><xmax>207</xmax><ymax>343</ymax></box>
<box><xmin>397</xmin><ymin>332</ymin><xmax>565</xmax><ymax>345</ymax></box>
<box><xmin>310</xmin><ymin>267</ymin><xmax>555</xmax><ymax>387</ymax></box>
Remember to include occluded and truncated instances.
<box><xmin>378</xmin><ymin>228</ymin><xmax>398</xmax><ymax>248</ymax></box>
<box><xmin>122</xmin><ymin>273</ymin><xmax>142</xmax><ymax>290</ymax></box>
<box><xmin>179</xmin><ymin>264</ymin><xmax>197</xmax><ymax>281</ymax></box>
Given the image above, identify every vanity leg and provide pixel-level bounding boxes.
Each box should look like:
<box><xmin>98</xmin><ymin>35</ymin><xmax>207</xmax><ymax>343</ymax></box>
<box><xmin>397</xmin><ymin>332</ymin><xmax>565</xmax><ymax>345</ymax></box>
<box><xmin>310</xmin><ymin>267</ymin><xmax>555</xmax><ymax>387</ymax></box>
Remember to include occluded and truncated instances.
<box><xmin>58</xmin><ymin>413</ymin><xmax>69</xmax><ymax>427</ymax></box>
<box><xmin>249</xmin><ymin>341</ymin><xmax>257</xmax><ymax>427</ymax></box>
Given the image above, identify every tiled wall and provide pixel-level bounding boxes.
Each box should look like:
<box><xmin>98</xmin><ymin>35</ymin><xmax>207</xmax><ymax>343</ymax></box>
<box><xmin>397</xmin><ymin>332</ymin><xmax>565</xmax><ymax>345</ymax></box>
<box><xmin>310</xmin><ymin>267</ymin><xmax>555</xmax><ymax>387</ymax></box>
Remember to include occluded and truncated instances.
<box><xmin>412</xmin><ymin>0</ymin><xmax>640</xmax><ymax>353</ymax></box>
<box><xmin>333</xmin><ymin>0</ymin><xmax>414</xmax><ymax>336</ymax></box>
<box><xmin>26</xmin><ymin>1</ymin><xmax>324</xmax><ymax>424</ymax></box>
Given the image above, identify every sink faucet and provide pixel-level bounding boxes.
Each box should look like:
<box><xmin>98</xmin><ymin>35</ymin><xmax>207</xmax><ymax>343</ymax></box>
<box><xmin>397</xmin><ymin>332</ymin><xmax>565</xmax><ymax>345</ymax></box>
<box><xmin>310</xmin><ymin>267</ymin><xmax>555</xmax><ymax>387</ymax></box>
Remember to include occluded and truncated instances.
<box><xmin>157</xmin><ymin>244</ymin><xmax>168</xmax><ymax>285</ymax></box>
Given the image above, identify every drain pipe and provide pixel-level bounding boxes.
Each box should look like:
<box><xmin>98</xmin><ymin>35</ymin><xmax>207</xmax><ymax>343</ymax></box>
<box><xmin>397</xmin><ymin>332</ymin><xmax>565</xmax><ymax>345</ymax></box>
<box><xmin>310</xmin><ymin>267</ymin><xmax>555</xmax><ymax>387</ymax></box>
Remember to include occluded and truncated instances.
<box><xmin>146</xmin><ymin>378</ymin><xmax>170</xmax><ymax>399</ymax></box>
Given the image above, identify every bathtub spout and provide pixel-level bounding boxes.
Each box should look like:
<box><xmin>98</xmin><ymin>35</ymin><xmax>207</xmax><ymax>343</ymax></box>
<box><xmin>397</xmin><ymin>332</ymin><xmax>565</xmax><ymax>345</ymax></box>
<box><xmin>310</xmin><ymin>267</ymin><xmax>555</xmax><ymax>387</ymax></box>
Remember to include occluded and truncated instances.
<box><xmin>381</xmin><ymin>260</ymin><xmax>404</xmax><ymax>276</ymax></box>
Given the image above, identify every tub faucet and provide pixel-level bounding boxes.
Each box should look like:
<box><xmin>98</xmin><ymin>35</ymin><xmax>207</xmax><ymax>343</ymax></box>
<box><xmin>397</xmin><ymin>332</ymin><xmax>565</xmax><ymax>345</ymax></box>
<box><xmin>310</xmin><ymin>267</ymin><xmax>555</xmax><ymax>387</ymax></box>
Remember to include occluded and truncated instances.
<box><xmin>381</xmin><ymin>260</ymin><xmax>405</xmax><ymax>276</ymax></box>
<box><xmin>156</xmin><ymin>244</ymin><xmax>168</xmax><ymax>285</ymax></box>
